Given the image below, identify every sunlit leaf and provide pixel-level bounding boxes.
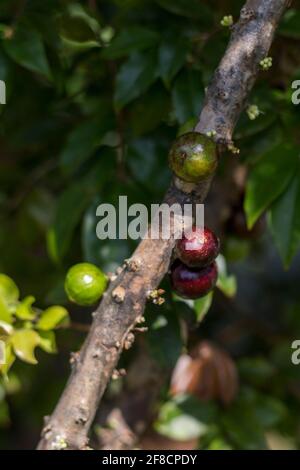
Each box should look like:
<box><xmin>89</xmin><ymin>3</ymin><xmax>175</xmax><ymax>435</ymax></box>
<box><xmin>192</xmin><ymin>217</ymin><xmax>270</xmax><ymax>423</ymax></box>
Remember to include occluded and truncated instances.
<box><xmin>194</xmin><ymin>292</ymin><xmax>213</xmax><ymax>322</ymax></box>
<box><xmin>0</xmin><ymin>321</ymin><xmax>13</xmax><ymax>336</ymax></box>
<box><xmin>15</xmin><ymin>296</ymin><xmax>36</xmax><ymax>321</ymax></box>
<box><xmin>11</xmin><ymin>329</ymin><xmax>40</xmax><ymax>365</ymax></box>
<box><xmin>38</xmin><ymin>331</ymin><xmax>57</xmax><ymax>354</ymax></box>
<box><xmin>0</xmin><ymin>342</ymin><xmax>15</xmax><ymax>377</ymax></box>
<box><xmin>216</xmin><ymin>255</ymin><xmax>237</xmax><ymax>298</ymax></box>
<box><xmin>37</xmin><ymin>306</ymin><xmax>69</xmax><ymax>331</ymax></box>
<box><xmin>155</xmin><ymin>395</ymin><xmax>217</xmax><ymax>441</ymax></box>
<box><xmin>0</xmin><ymin>298</ymin><xmax>13</xmax><ymax>324</ymax></box>
<box><xmin>0</xmin><ymin>274</ymin><xmax>19</xmax><ymax>304</ymax></box>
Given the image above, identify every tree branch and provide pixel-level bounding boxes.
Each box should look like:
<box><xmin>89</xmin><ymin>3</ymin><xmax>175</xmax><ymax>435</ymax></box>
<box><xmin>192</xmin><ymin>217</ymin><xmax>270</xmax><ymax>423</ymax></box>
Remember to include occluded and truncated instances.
<box><xmin>37</xmin><ymin>0</ymin><xmax>289</xmax><ymax>450</ymax></box>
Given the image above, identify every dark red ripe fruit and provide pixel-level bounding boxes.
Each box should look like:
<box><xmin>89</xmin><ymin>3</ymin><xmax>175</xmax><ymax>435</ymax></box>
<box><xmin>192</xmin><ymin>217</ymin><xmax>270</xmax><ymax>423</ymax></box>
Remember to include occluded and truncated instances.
<box><xmin>170</xmin><ymin>260</ymin><xmax>218</xmax><ymax>299</ymax></box>
<box><xmin>176</xmin><ymin>227</ymin><xmax>220</xmax><ymax>268</ymax></box>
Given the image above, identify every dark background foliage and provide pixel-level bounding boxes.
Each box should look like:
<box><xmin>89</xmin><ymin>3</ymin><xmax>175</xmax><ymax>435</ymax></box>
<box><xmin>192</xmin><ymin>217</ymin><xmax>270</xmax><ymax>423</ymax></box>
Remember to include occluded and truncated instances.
<box><xmin>0</xmin><ymin>0</ymin><xmax>300</xmax><ymax>450</ymax></box>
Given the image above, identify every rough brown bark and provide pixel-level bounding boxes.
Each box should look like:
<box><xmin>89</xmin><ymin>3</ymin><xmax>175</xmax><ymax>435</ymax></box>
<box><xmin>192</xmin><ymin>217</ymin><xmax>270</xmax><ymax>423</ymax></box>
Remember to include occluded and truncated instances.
<box><xmin>37</xmin><ymin>0</ymin><xmax>289</xmax><ymax>450</ymax></box>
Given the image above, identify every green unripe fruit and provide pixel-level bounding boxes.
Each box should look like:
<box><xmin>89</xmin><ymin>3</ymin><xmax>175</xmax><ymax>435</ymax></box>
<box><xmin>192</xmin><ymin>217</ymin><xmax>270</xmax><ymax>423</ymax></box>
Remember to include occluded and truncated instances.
<box><xmin>64</xmin><ymin>263</ymin><xmax>107</xmax><ymax>307</ymax></box>
<box><xmin>168</xmin><ymin>132</ymin><xmax>217</xmax><ymax>183</ymax></box>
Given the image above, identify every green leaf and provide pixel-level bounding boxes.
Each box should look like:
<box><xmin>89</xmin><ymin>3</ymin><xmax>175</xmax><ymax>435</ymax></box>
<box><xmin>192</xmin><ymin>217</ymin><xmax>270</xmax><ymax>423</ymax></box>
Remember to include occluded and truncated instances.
<box><xmin>216</xmin><ymin>255</ymin><xmax>237</xmax><ymax>298</ymax></box>
<box><xmin>194</xmin><ymin>292</ymin><xmax>213</xmax><ymax>322</ymax></box>
<box><xmin>0</xmin><ymin>343</ymin><xmax>15</xmax><ymax>377</ymax></box>
<box><xmin>10</xmin><ymin>329</ymin><xmax>40</xmax><ymax>364</ymax></box>
<box><xmin>217</xmin><ymin>275</ymin><xmax>237</xmax><ymax>298</ymax></box>
<box><xmin>0</xmin><ymin>298</ymin><xmax>13</xmax><ymax>324</ymax></box>
<box><xmin>129</xmin><ymin>84</ymin><xmax>170</xmax><ymax>136</ymax></box>
<box><xmin>0</xmin><ymin>399</ymin><xmax>10</xmax><ymax>426</ymax></box>
<box><xmin>238</xmin><ymin>357</ymin><xmax>275</xmax><ymax>387</ymax></box>
<box><xmin>48</xmin><ymin>183</ymin><xmax>92</xmax><ymax>262</ymax></box>
<box><xmin>4</xmin><ymin>26</ymin><xmax>51</xmax><ymax>79</ymax></box>
<box><xmin>60</xmin><ymin>3</ymin><xmax>100</xmax><ymax>43</ymax></box>
<box><xmin>206</xmin><ymin>437</ymin><xmax>233</xmax><ymax>450</ymax></box>
<box><xmin>158</xmin><ymin>33</ymin><xmax>187</xmax><ymax>85</ymax></box>
<box><xmin>102</xmin><ymin>27</ymin><xmax>159</xmax><ymax>59</ymax></box>
<box><xmin>59</xmin><ymin>3</ymin><xmax>101</xmax><ymax>51</ymax></box>
<box><xmin>269</xmin><ymin>167</ymin><xmax>300</xmax><ymax>267</ymax></box>
<box><xmin>245</xmin><ymin>143</ymin><xmax>299</xmax><ymax>229</ymax></box>
<box><xmin>37</xmin><ymin>306</ymin><xmax>69</xmax><ymax>331</ymax></box>
<box><xmin>15</xmin><ymin>296</ymin><xmax>36</xmax><ymax>320</ymax></box>
<box><xmin>60</xmin><ymin>37</ymin><xmax>100</xmax><ymax>52</ymax></box>
<box><xmin>127</xmin><ymin>136</ymin><xmax>170</xmax><ymax>190</ymax></box>
<box><xmin>221</xmin><ymin>390</ymin><xmax>268</xmax><ymax>450</ymax></box>
<box><xmin>278</xmin><ymin>9</ymin><xmax>300</xmax><ymax>39</ymax></box>
<box><xmin>172</xmin><ymin>69</ymin><xmax>204</xmax><ymax>124</ymax></box>
<box><xmin>114</xmin><ymin>51</ymin><xmax>159</xmax><ymax>109</ymax></box>
<box><xmin>156</xmin><ymin>0</ymin><xmax>213</xmax><ymax>22</ymax></box>
<box><xmin>234</xmin><ymin>112</ymin><xmax>277</xmax><ymax>140</ymax></box>
<box><xmin>67</xmin><ymin>3</ymin><xmax>100</xmax><ymax>34</ymax></box>
<box><xmin>82</xmin><ymin>197</ymin><xmax>131</xmax><ymax>273</ymax></box>
<box><xmin>3</xmin><ymin>372</ymin><xmax>21</xmax><ymax>394</ymax></box>
<box><xmin>50</xmin><ymin>150</ymin><xmax>116</xmax><ymax>262</ymax></box>
<box><xmin>157</xmin><ymin>413</ymin><xmax>206</xmax><ymax>441</ymax></box>
<box><xmin>178</xmin><ymin>118</ymin><xmax>198</xmax><ymax>136</ymax></box>
<box><xmin>0</xmin><ymin>321</ymin><xmax>13</xmax><ymax>336</ymax></box>
<box><xmin>0</xmin><ymin>274</ymin><xmax>19</xmax><ymax>304</ymax></box>
<box><xmin>224</xmin><ymin>237</ymin><xmax>250</xmax><ymax>263</ymax></box>
<box><xmin>221</xmin><ymin>407</ymin><xmax>267</xmax><ymax>450</ymax></box>
<box><xmin>38</xmin><ymin>330</ymin><xmax>57</xmax><ymax>354</ymax></box>
<box><xmin>60</xmin><ymin>118</ymin><xmax>112</xmax><ymax>175</ymax></box>
<box><xmin>147</xmin><ymin>307</ymin><xmax>182</xmax><ymax>371</ymax></box>
<box><xmin>155</xmin><ymin>395</ymin><xmax>217</xmax><ymax>441</ymax></box>
<box><xmin>254</xmin><ymin>395</ymin><xmax>287</xmax><ymax>428</ymax></box>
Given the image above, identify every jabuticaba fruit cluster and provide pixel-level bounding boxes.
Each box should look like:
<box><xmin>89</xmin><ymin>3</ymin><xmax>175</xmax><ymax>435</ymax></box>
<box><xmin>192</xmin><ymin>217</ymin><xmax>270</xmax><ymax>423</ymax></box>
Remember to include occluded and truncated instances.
<box><xmin>170</xmin><ymin>227</ymin><xmax>220</xmax><ymax>299</ymax></box>
<box><xmin>168</xmin><ymin>131</ymin><xmax>219</xmax><ymax>299</ymax></box>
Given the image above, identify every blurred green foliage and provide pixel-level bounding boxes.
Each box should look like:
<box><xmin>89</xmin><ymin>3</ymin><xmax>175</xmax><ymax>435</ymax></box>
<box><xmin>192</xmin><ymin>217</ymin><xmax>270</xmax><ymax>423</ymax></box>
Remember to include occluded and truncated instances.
<box><xmin>0</xmin><ymin>0</ymin><xmax>300</xmax><ymax>450</ymax></box>
<box><xmin>0</xmin><ymin>273</ymin><xmax>69</xmax><ymax>372</ymax></box>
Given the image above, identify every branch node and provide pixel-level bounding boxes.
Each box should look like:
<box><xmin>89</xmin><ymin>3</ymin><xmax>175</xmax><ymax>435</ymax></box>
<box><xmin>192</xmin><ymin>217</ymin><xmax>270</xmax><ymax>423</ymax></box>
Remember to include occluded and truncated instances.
<box><xmin>124</xmin><ymin>332</ymin><xmax>135</xmax><ymax>350</ymax></box>
<box><xmin>124</xmin><ymin>258</ymin><xmax>141</xmax><ymax>272</ymax></box>
<box><xmin>112</xmin><ymin>368</ymin><xmax>127</xmax><ymax>380</ymax></box>
<box><xmin>92</xmin><ymin>350</ymin><xmax>101</xmax><ymax>359</ymax></box>
<box><xmin>133</xmin><ymin>326</ymin><xmax>148</xmax><ymax>333</ymax></box>
<box><xmin>135</xmin><ymin>315</ymin><xmax>146</xmax><ymax>324</ymax></box>
<box><xmin>70</xmin><ymin>351</ymin><xmax>80</xmax><ymax>368</ymax></box>
<box><xmin>112</xmin><ymin>286</ymin><xmax>126</xmax><ymax>303</ymax></box>
<box><xmin>240</xmin><ymin>6</ymin><xmax>256</xmax><ymax>22</ymax></box>
<box><xmin>108</xmin><ymin>272</ymin><xmax>118</xmax><ymax>282</ymax></box>
<box><xmin>227</xmin><ymin>142</ymin><xmax>240</xmax><ymax>155</ymax></box>
<box><xmin>75</xmin><ymin>407</ymin><xmax>89</xmax><ymax>425</ymax></box>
